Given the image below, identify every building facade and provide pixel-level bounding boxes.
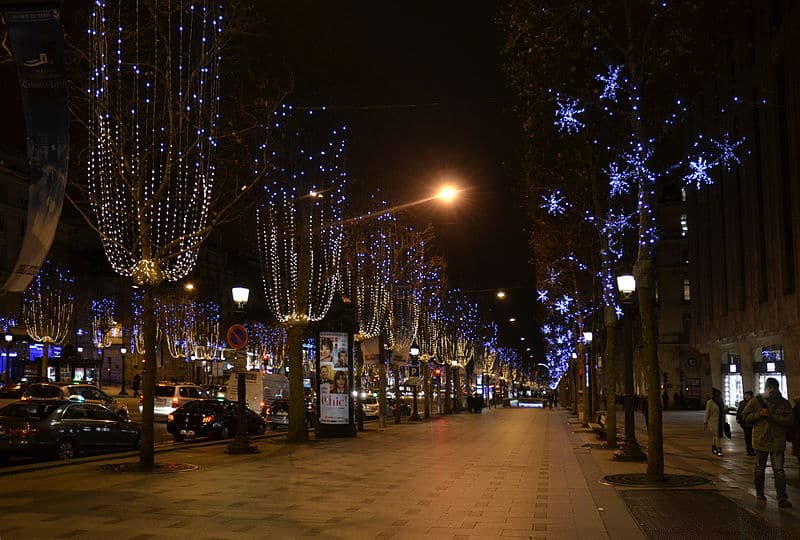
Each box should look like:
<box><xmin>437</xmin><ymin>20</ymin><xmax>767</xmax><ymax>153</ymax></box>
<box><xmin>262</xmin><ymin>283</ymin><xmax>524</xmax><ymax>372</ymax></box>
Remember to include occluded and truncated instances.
<box><xmin>687</xmin><ymin>1</ymin><xmax>800</xmax><ymax>407</ymax></box>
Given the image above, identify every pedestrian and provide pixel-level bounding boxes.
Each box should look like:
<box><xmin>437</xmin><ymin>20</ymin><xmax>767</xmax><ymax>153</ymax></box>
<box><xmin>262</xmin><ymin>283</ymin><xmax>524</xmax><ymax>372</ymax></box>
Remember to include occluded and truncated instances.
<box><xmin>132</xmin><ymin>373</ymin><xmax>141</xmax><ymax>398</ymax></box>
<box><xmin>736</xmin><ymin>390</ymin><xmax>755</xmax><ymax>456</ymax></box>
<box><xmin>703</xmin><ymin>387</ymin><xmax>726</xmax><ymax>457</ymax></box>
<box><xmin>642</xmin><ymin>395</ymin><xmax>649</xmax><ymax>431</ymax></box>
<box><xmin>741</xmin><ymin>377</ymin><xmax>793</xmax><ymax>508</ymax></box>
<box><xmin>662</xmin><ymin>390</ymin><xmax>669</xmax><ymax>411</ymax></box>
<box><xmin>792</xmin><ymin>398</ymin><xmax>800</xmax><ymax>476</ymax></box>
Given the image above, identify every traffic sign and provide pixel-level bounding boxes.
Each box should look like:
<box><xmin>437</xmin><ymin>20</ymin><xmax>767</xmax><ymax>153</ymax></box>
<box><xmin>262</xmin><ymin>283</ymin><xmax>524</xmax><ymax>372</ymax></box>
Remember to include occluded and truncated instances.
<box><xmin>227</xmin><ymin>324</ymin><xmax>248</xmax><ymax>349</ymax></box>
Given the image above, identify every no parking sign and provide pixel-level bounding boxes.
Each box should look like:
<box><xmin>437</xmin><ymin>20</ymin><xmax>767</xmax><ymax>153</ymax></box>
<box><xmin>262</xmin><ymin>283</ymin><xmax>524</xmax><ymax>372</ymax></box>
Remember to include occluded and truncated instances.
<box><xmin>226</xmin><ymin>324</ymin><xmax>248</xmax><ymax>349</ymax></box>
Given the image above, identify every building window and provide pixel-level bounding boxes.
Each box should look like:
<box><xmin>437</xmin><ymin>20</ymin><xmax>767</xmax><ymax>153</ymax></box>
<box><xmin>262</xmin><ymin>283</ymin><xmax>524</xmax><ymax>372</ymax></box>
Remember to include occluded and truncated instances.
<box><xmin>680</xmin><ymin>214</ymin><xmax>688</xmax><ymax>237</ymax></box>
<box><xmin>682</xmin><ymin>279</ymin><xmax>691</xmax><ymax>302</ymax></box>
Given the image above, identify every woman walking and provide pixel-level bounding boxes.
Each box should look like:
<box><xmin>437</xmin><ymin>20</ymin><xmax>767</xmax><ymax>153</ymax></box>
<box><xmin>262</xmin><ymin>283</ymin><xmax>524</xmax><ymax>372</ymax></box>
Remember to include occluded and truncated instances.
<box><xmin>704</xmin><ymin>387</ymin><xmax>725</xmax><ymax>457</ymax></box>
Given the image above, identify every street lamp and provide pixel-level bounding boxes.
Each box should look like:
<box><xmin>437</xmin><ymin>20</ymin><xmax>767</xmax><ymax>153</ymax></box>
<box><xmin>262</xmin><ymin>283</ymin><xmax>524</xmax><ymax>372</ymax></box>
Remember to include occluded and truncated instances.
<box><xmin>409</xmin><ymin>341</ymin><xmax>421</xmax><ymax>421</ymax></box>
<box><xmin>613</xmin><ymin>273</ymin><xmax>646</xmax><ymax>462</ymax></box>
<box><xmin>227</xmin><ymin>285</ymin><xmax>257</xmax><ymax>455</ymax></box>
<box><xmin>119</xmin><ymin>347</ymin><xmax>128</xmax><ymax>395</ymax></box>
<box><xmin>231</xmin><ymin>286</ymin><xmax>250</xmax><ymax>311</ymax></box>
<box><xmin>4</xmin><ymin>334</ymin><xmax>12</xmax><ymax>383</ymax></box>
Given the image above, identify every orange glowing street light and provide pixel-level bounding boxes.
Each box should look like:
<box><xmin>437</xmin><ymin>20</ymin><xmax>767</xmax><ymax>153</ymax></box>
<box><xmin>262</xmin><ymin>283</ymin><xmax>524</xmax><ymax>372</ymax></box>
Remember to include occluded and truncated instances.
<box><xmin>435</xmin><ymin>184</ymin><xmax>459</xmax><ymax>203</ymax></box>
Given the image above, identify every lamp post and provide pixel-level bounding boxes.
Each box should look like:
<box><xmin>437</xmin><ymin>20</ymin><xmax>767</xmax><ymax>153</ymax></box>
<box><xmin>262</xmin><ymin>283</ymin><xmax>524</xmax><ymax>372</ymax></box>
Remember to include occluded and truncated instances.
<box><xmin>4</xmin><ymin>334</ymin><xmax>13</xmax><ymax>383</ymax></box>
<box><xmin>409</xmin><ymin>342</ymin><xmax>421</xmax><ymax>421</ymax></box>
<box><xmin>583</xmin><ymin>331</ymin><xmax>594</xmax><ymax>421</ymax></box>
<box><xmin>613</xmin><ymin>274</ymin><xmax>646</xmax><ymax>462</ymax></box>
<box><xmin>227</xmin><ymin>285</ymin><xmax>258</xmax><ymax>455</ymax></box>
<box><xmin>119</xmin><ymin>347</ymin><xmax>128</xmax><ymax>395</ymax></box>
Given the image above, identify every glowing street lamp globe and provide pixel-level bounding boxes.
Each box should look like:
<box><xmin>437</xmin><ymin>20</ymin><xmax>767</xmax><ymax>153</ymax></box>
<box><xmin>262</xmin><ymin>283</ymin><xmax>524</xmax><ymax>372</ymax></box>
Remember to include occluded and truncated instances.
<box><xmin>436</xmin><ymin>185</ymin><xmax>459</xmax><ymax>203</ymax></box>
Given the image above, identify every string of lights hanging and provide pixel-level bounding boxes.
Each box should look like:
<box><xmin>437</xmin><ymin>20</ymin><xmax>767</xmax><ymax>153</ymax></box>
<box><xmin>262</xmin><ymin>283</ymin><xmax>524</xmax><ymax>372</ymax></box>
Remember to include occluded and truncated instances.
<box><xmin>157</xmin><ymin>295</ymin><xmax>195</xmax><ymax>359</ymax></box>
<box><xmin>256</xmin><ymin>105</ymin><xmax>347</xmax><ymax>324</ymax></box>
<box><xmin>86</xmin><ymin>0</ymin><xmax>224</xmax><ymax>287</ymax></box>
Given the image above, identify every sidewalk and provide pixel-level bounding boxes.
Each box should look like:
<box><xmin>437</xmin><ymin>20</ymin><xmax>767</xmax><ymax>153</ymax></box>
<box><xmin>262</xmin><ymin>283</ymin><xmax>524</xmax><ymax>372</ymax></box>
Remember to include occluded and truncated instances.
<box><xmin>0</xmin><ymin>405</ymin><xmax>640</xmax><ymax>539</ymax></box>
<box><xmin>0</xmin><ymin>405</ymin><xmax>796</xmax><ymax>539</ymax></box>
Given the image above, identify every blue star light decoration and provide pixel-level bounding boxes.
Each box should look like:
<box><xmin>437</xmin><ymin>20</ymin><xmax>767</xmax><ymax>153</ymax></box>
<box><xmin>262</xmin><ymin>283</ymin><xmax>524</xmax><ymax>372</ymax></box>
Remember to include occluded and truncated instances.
<box><xmin>596</xmin><ymin>65</ymin><xmax>623</xmax><ymax>101</ymax></box>
<box><xmin>711</xmin><ymin>132</ymin><xmax>745</xmax><ymax>171</ymax></box>
<box><xmin>605</xmin><ymin>161</ymin><xmax>631</xmax><ymax>197</ymax></box>
<box><xmin>554</xmin><ymin>97</ymin><xmax>586</xmax><ymax>134</ymax></box>
<box><xmin>554</xmin><ymin>295</ymin><xmax>573</xmax><ymax>315</ymax></box>
<box><xmin>684</xmin><ymin>156</ymin><xmax>713</xmax><ymax>189</ymax></box>
<box><xmin>541</xmin><ymin>190</ymin><xmax>570</xmax><ymax>216</ymax></box>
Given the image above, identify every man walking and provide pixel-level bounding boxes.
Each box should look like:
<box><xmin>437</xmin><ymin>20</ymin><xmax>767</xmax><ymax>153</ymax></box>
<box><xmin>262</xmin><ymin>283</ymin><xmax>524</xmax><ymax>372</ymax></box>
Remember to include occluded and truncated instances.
<box><xmin>741</xmin><ymin>377</ymin><xmax>794</xmax><ymax>508</ymax></box>
<box><xmin>736</xmin><ymin>390</ymin><xmax>755</xmax><ymax>456</ymax></box>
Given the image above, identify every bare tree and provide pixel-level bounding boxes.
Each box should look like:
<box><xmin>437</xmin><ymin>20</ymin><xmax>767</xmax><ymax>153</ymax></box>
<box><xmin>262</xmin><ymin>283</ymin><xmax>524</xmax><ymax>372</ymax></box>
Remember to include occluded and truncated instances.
<box><xmin>22</xmin><ymin>260</ymin><xmax>74</xmax><ymax>378</ymax></box>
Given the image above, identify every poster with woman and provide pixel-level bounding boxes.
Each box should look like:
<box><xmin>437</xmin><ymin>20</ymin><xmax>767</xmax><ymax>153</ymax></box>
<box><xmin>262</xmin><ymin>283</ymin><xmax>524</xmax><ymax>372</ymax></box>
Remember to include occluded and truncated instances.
<box><xmin>319</xmin><ymin>331</ymin><xmax>349</xmax><ymax>424</ymax></box>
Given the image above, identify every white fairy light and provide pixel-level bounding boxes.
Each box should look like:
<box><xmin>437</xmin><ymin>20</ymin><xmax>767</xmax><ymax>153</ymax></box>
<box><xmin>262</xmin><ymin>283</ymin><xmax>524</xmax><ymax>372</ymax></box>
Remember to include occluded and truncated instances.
<box><xmin>87</xmin><ymin>1</ymin><xmax>223</xmax><ymax>286</ymax></box>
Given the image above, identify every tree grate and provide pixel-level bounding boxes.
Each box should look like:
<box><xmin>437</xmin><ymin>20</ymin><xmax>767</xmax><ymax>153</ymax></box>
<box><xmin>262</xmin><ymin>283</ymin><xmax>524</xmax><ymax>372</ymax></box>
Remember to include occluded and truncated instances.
<box><xmin>620</xmin><ymin>490</ymin><xmax>794</xmax><ymax>539</ymax></box>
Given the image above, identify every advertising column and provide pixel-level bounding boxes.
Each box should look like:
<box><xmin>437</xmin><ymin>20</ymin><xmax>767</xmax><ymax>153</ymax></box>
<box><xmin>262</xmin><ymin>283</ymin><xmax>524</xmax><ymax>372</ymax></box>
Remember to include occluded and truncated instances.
<box><xmin>315</xmin><ymin>294</ymin><xmax>357</xmax><ymax>437</ymax></box>
<box><xmin>319</xmin><ymin>331</ymin><xmax>350</xmax><ymax>425</ymax></box>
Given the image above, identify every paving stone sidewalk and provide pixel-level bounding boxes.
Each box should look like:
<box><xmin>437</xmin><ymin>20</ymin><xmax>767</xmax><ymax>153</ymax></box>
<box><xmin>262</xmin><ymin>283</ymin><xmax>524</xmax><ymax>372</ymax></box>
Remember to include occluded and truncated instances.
<box><xmin>0</xmin><ymin>406</ymin><xmax>643</xmax><ymax>540</ymax></box>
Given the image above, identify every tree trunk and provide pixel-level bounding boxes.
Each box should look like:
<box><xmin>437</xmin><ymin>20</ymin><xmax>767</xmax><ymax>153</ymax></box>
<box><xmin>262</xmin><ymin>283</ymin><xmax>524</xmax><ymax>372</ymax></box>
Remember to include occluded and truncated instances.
<box><xmin>604</xmin><ymin>306</ymin><xmax>618</xmax><ymax>447</ymax></box>
<box><xmin>355</xmin><ymin>341</ymin><xmax>364</xmax><ymax>431</ymax></box>
<box><xmin>453</xmin><ymin>367</ymin><xmax>461</xmax><ymax>413</ymax></box>
<box><xmin>393</xmin><ymin>363</ymin><xmax>401</xmax><ymax>424</ymax></box>
<box><xmin>636</xmin><ymin>258</ymin><xmax>663</xmax><ymax>481</ymax></box>
<box><xmin>286</xmin><ymin>323</ymin><xmax>309</xmax><ymax>442</ymax></box>
<box><xmin>423</xmin><ymin>362</ymin><xmax>431</xmax><ymax>419</ymax></box>
<box><xmin>139</xmin><ymin>285</ymin><xmax>157</xmax><ymax>468</ymax></box>
<box><xmin>378</xmin><ymin>361</ymin><xmax>387</xmax><ymax>428</ymax></box>
<box><xmin>41</xmin><ymin>342</ymin><xmax>49</xmax><ymax>379</ymax></box>
<box><xmin>444</xmin><ymin>365</ymin><xmax>452</xmax><ymax>414</ymax></box>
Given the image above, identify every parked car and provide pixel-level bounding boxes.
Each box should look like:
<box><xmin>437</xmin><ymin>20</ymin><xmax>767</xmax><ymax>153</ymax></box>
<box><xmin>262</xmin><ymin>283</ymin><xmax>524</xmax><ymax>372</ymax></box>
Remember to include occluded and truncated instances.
<box><xmin>388</xmin><ymin>398</ymin><xmax>412</xmax><ymax>417</ymax></box>
<box><xmin>140</xmin><ymin>382</ymin><xmax>208</xmax><ymax>417</ymax></box>
<box><xmin>263</xmin><ymin>399</ymin><xmax>316</xmax><ymax>430</ymax></box>
<box><xmin>0</xmin><ymin>400</ymin><xmax>141</xmax><ymax>462</ymax></box>
<box><xmin>21</xmin><ymin>383</ymin><xmax>129</xmax><ymax>418</ymax></box>
<box><xmin>0</xmin><ymin>377</ymin><xmax>50</xmax><ymax>399</ymax></box>
<box><xmin>166</xmin><ymin>399</ymin><xmax>265</xmax><ymax>442</ymax></box>
<box><xmin>361</xmin><ymin>396</ymin><xmax>379</xmax><ymax>419</ymax></box>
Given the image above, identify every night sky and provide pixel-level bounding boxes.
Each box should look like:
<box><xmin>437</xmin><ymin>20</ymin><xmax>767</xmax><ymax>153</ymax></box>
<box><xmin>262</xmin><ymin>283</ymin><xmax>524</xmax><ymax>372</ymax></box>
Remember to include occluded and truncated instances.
<box><xmin>0</xmin><ymin>1</ymin><xmax>536</xmax><ymax>344</ymax></box>
<box><xmin>260</xmin><ymin>1</ymin><xmax>535</xmax><ymax>338</ymax></box>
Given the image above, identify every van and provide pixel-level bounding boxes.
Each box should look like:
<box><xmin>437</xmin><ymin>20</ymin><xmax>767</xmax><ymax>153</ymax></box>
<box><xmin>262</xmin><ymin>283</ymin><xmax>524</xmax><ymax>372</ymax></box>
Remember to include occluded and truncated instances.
<box><xmin>227</xmin><ymin>371</ymin><xmax>290</xmax><ymax>414</ymax></box>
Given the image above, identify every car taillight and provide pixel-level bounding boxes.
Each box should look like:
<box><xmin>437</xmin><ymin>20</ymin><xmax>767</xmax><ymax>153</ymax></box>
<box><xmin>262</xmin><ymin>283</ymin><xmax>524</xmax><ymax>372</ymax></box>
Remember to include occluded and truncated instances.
<box><xmin>167</xmin><ymin>413</ymin><xmax>174</xmax><ymax>422</ymax></box>
<box><xmin>9</xmin><ymin>424</ymin><xmax>40</xmax><ymax>437</ymax></box>
<box><xmin>202</xmin><ymin>415</ymin><xmax>216</xmax><ymax>424</ymax></box>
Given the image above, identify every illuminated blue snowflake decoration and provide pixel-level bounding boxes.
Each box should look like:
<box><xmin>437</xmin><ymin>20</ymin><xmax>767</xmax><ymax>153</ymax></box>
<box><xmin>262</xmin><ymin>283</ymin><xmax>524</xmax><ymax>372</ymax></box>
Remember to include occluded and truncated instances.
<box><xmin>684</xmin><ymin>156</ymin><xmax>713</xmax><ymax>189</ymax></box>
<box><xmin>711</xmin><ymin>132</ymin><xmax>745</xmax><ymax>171</ymax></box>
<box><xmin>605</xmin><ymin>161</ymin><xmax>631</xmax><ymax>197</ymax></box>
<box><xmin>541</xmin><ymin>189</ymin><xmax>571</xmax><ymax>216</ymax></box>
<box><xmin>554</xmin><ymin>97</ymin><xmax>585</xmax><ymax>134</ymax></box>
<box><xmin>596</xmin><ymin>65</ymin><xmax>623</xmax><ymax>101</ymax></box>
<box><xmin>554</xmin><ymin>295</ymin><xmax>573</xmax><ymax>314</ymax></box>
<box><xmin>537</xmin><ymin>289</ymin><xmax>549</xmax><ymax>303</ymax></box>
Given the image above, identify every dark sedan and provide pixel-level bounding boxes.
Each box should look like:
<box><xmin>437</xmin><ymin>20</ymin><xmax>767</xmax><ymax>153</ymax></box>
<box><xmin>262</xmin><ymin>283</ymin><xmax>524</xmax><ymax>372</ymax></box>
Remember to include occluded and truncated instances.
<box><xmin>166</xmin><ymin>399</ymin><xmax>266</xmax><ymax>442</ymax></box>
<box><xmin>0</xmin><ymin>400</ymin><xmax>141</xmax><ymax>463</ymax></box>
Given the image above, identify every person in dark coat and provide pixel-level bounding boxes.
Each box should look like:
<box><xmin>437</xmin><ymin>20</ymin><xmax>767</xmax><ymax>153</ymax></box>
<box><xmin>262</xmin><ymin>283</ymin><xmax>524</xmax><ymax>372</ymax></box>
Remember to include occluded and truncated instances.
<box><xmin>741</xmin><ymin>377</ymin><xmax>793</xmax><ymax>507</ymax></box>
<box><xmin>132</xmin><ymin>373</ymin><xmax>141</xmax><ymax>397</ymax></box>
<box><xmin>736</xmin><ymin>390</ymin><xmax>755</xmax><ymax>456</ymax></box>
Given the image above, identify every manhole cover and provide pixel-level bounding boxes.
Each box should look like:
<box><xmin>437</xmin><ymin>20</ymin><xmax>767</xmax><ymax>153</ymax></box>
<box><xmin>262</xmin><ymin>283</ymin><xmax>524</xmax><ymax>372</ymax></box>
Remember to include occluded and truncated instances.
<box><xmin>620</xmin><ymin>490</ymin><xmax>793</xmax><ymax>539</ymax></box>
<box><xmin>582</xmin><ymin>443</ymin><xmax>618</xmax><ymax>450</ymax></box>
<box><xmin>99</xmin><ymin>462</ymin><xmax>199</xmax><ymax>473</ymax></box>
<box><xmin>602</xmin><ymin>473</ymin><xmax>710</xmax><ymax>487</ymax></box>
